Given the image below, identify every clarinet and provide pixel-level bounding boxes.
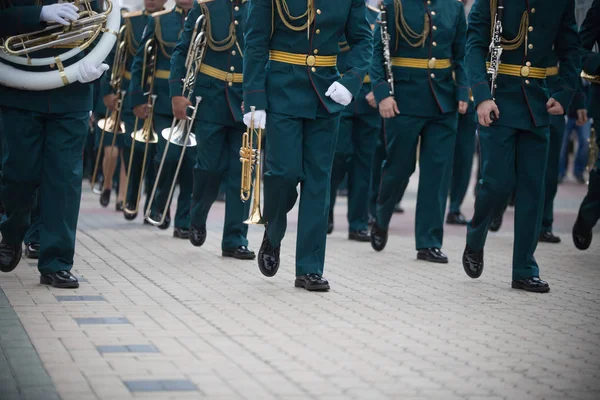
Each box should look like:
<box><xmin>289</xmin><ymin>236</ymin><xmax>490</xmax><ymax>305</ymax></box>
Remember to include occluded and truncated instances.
<box><xmin>380</xmin><ymin>3</ymin><xmax>395</xmax><ymax>96</ymax></box>
<box><xmin>487</xmin><ymin>0</ymin><xmax>504</xmax><ymax>121</ymax></box>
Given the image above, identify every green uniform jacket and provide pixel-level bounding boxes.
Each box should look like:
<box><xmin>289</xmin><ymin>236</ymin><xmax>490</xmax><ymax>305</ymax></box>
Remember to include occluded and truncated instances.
<box><xmin>545</xmin><ymin>52</ymin><xmax>574</xmax><ymax>111</ymax></box>
<box><xmin>0</xmin><ymin>1</ymin><xmax>44</xmax><ymax>36</ymax></box>
<box><xmin>0</xmin><ymin>0</ymin><xmax>99</xmax><ymax>114</ymax></box>
<box><xmin>243</xmin><ymin>0</ymin><xmax>373</xmax><ymax>119</ymax></box>
<box><xmin>170</xmin><ymin>0</ymin><xmax>246</xmax><ymax>126</ymax></box>
<box><xmin>579</xmin><ymin>0</ymin><xmax>600</xmax><ymax>119</ymax></box>
<box><xmin>466</xmin><ymin>0</ymin><xmax>581</xmax><ymax>130</ymax></box>
<box><xmin>100</xmin><ymin>10</ymin><xmax>151</xmax><ymax>101</ymax></box>
<box><xmin>129</xmin><ymin>6</ymin><xmax>186</xmax><ymax>116</ymax></box>
<box><xmin>371</xmin><ymin>0</ymin><xmax>468</xmax><ymax>117</ymax></box>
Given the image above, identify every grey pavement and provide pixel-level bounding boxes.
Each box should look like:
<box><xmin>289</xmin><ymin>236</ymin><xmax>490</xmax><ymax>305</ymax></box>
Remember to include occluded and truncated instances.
<box><xmin>0</xmin><ymin>170</ymin><xmax>599</xmax><ymax>400</ymax></box>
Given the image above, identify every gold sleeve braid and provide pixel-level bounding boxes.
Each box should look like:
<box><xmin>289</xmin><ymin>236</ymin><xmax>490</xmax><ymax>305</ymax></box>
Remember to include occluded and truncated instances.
<box><xmin>393</xmin><ymin>0</ymin><xmax>429</xmax><ymax>50</ymax></box>
<box><xmin>489</xmin><ymin>0</ymin><xmax>529</xmax><ymax>51</ymax></box>
<box><xmin>272</xmin><ymin>0</ymin><xmax>314</xmax><ymax>37</ymax></box>
<box><xmin>154</xmin><ymin>16</ymin><xmax>178</xmax><ymax>58</ymax></box>
<box><xmin>199</xmin><ymin>4</ymin><xmax>240</xmax><ymax>55</ymax></box>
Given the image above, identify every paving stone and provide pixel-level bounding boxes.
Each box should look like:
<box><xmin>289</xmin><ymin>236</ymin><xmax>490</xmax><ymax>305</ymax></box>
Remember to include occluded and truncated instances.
<box><xmin>55</xmin><ymin>295</ymin><xmax>106</xmax><ymax>302</ymax></box>
<box><xmin>123</xmin><ymin>379</ymin><xmax>198</xmax><ymax>392</ymax></box>
<box><xmin>74</xmin><ymin>317</ymin><xmax>130</xmax><ymax>325</ymax></box>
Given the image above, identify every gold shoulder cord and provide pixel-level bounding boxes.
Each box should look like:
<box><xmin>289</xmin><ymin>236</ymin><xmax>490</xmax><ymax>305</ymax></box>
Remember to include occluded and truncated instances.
<box><xmin>154</xmin><ymin>16</ymin><xmax>178</xmax><ymax>58</ymax></box>
<box><xmin>200</xmin><ymin>4</ymin><xmax>240</xmax><ymax>54</ymax></box>
<box><xmin>489</xmin><ymin>0</ymin><xmax>529</xmax><ymax>52</ymax></box>
<box><xmin>393</xmin><ymin>0</ymin><xmax>430</xmax><ymax>50</ymax></box>
<box><xmin>125</xmin><ymin>19</ymin><xmax>139</xmax><ymax>56</ymax></box>
<box><xmin>273</xmin><ymin>0</ymin><xmax>315</xmax><ymax>38</ymax></box>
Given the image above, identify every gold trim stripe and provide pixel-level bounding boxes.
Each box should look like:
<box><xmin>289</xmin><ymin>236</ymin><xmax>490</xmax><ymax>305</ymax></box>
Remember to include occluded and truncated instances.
<box><xmin>54</xmin><ymin>57</ymin><xmax>69</xmax><ymax>86</ymax></box>
<box><xmin>546</xmin><ymin>66</ymin><xmax>559</xmax><ymax>77</ymax></box>
<box><xmin>154</xmin><ymin>69</ymin><xmax>170</xmax><ymax>79</ymax></box>
<box><xmin>391</xmin><ymin>57</ymin><xmax>451</xmax><ymax>69</ymax></box>
<box><xmin>200</xmin><ymin>64</ymin><xmax>243</xmax><ymax>83</ymax></box>
<box><xmin>269</xmin><ymin>50</ymin><xmax>337</xmax><ymax>67</ymax></box>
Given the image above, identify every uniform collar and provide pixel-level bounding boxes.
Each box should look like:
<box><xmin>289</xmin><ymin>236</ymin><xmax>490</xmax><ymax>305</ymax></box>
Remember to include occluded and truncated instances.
<box><xmin>175</xmin><ymin>6</ymin><xmax>183</xmax><ymax>14</ymax></box>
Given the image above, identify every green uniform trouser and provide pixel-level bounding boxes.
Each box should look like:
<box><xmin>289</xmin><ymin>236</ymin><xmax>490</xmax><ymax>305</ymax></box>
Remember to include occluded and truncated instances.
<box><xmin>152</xmin><ymin>113</ymin><xmax>193</xmax><ymax>229</ymax></box>
<box><xmin>449</xmin><ymin>112</ymin><xmax>477</xmax><ymax>213</ymax></box>
<box><xmin>369</xmin><ymin>126</ymin><xmax>411</xmax><ymax>219</ymax></box>
<box><xmin>376</xmin><ymin>112</ymin><xmax>457</xmax><ymax>249</ymax></box>
<box><xmin>541</xmin><ymin>115</ymin><xmax>566</xmax><ymax>233</ymax></box>
<box><xmin>265</xmin><ymin>111</ymin><xmax>340</xmax><ymax>276</ymax></box>
<box><xmin>191</xmin><ymin>120</ymin><xmax>249</xmax><ymax>250</ymax></box>
<box><xmin>330</xmin><ymin>113</ymin><xmax>379</xmax><ymax>232</ymax></box>
<box><xmin>122</xmin><ymin>112</ymin><xmax>157</xmax><ymax>214</ymax></box>
<box><xmin>467</xmin><ymin>124</ymin><xmax>549</xmax><ymax>280</ymax></box>
<box><xmin>24</xmin><ymin>192</ymin><xmax>40</xmax><ymax>244</ymax></box>
<box><xmin>576</xmin><ymin>120</ymin><xmax>600</xmax><ymax>233</ymax></box>
<box><xmin>0</xmin><ymin>107</ymin><xmax>88</xmax><ymax>274</ymax></box>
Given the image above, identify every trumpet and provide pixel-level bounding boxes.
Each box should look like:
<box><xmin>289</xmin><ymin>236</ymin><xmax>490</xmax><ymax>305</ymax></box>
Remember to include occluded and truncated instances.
<box><xmin>145</xmin><ymin>15</ymin><xmax>207</xmax><ymax>227</ymax></box>
<box><xmin>581</xmin><ymin>70</ymin><xmax>600</xmax><ymax>84</ymax></box>
<box><xmin>240</xmin><ymin>106</ymin><xmax>265</xmax><ymax>225</ymax></box>
<box><xmin>90</xmin><ymin>24</ymin><xmax>128</xmax><ymax>194</ymax></box>
<box><xmin>588</xmin><ymin>127</ymin><xmax>599</xmax><ymax>172</ymax></box>
<box><xmin>123</xmin><ymin>38</ymin><xmax>160</xmax><ymax>217</ymax></box>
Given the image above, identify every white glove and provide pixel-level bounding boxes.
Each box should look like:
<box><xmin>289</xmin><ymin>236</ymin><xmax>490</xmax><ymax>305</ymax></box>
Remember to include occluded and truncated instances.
<box><xmin>76</xmin><ymin>60</ymin><xmax>109</xmax><ymax>84</ymax></box>
<box><xmin>40</xmin><ymin>3</ymin><xmax>79</xmax><ymax>26</ymax></box>
<box><xmin>325</xmin><ymin>81</ymin><xmax>353</xmax><ymax>106</ymax></box>
<box><xmin>243</xmin><ymin>109</ymin><xmax>267</xmax><ymax>129</ymax></box>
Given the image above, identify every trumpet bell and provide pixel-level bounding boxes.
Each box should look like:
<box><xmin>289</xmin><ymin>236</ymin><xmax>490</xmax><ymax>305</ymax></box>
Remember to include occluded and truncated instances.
<box><xmin>244</xmin><ymin>207</ymin><xmax>266</xmax><ymax>225</ymax></box>
<box><xmin>131</xmin><ymin>128</ymin><xmax>159</xmax><ymax>144</ymax></box>
<box><xmin>97</xmin><ymin>117</ymin><xmax>125</xmax><ymax>134</ymax></box>
<box><xmin>161</xmin><ymin>124</ymin><xmax>197</xmax><ymax>147</ymax></box>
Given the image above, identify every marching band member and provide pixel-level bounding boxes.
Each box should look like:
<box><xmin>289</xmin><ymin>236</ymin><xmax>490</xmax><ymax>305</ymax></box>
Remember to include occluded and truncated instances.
<box><xmin>0</xmin><ymin>0</ymin><xmax>108</xmax><ymax>289</ymax></box>
<box><xmin>573</xmin><ymin>0</ymin><xmax>600</xmax><ymax>251</ymax></box>
<box><xmin>170</xmin><ymin>0</ymin><xmax>255</xmax><ymax>260</ymax></box>
<box><xmin>243</xmin><ymin>0</ymin><xmax>373</xmax><ymax>291</ymax></box>
<box><xmin>370</xmin><ymin>0</ymin><xmax>468</xmax><ymax>264</ymax></box>
<box><xmin>463</xmin><ymin>0</ymin><xmax>581</xmax><ymax>292</ymax></box>
<box><xmin>129</xmin><ymin>0</ymin><xmax>195</xmax><ymax>238</ymax></box>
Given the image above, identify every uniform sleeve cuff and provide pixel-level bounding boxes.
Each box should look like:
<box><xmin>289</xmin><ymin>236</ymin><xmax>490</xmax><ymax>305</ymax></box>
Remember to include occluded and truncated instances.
<box><xmin>456</xmin><ymin>86</ymin><xmax>470</xmax><ymax>103</ymax></box>
<box><xmin>572</xmin><ymin>94</ymin><xmax>586</xmax><ymax>111</ymax></box>
<box><xmin>552</xmin><ymin>91</ymin><xmax>573</xmax><ymax>113</ymax></box>
<box><xmin>471</xmin><ymin>81</ymin><xmax>493</xmax><ymax>107</ymax></box>
<box><xmin>373</xmin><ymin>82</ymin><xmax>393</xmax><ymax>105</ymax></box>
<box><xmin>130</xmin><ymin>91</ymin><xmax>148</xmax><ymax>109</ymax></box>
<box><xmin>583</xmin><ymin>53</ymin><xmax>600</xmax><ymax>76</ymax></box>
<box><xmin>169</xmin><ymin>80</ymin><xmax>184</xmax><ymax>99</ymax></box>
<box><xmin>244</xmin><ymin>90</ymin><xmax>268</xmax><ymax>112</ymax></box>
<box><xmin>338</xmin><ymin>71</ymin><xmax>363</xmax><ymax>99</ymax></box>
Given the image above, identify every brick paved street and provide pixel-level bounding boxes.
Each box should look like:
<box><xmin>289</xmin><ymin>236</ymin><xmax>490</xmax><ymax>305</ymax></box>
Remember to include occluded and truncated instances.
<box><xmin>1</xmin><ymin>172</ymin><xmax>599</xmax><ymax>400</ymax></box>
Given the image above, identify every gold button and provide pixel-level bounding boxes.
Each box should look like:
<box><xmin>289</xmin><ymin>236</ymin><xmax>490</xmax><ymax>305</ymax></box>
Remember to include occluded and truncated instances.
<box><xmin>431</xmin><ymin>11</ymin><xmax>436</xmax><ymax>16</ymax></box>
<box><xmin>232</xmin><ymin>50</ymin><xmax>236</xmax><ymax>56</ymax></box>
<box><xmin>531</xmin><ymin>8</ymin><xmax>536</xmax><ymax>13</ymax></box>
<box><xmin>427</xmin><ymin>57</ymin><xmax>436</xmax><ymax>69</ymax></box>
<box><xmin>234</xmin><ymin>20</ymin><xmax>239</xmax><ymax>25</ymax></box>
<box><xmin>311</xmin><ymin>67</ymin><xmax>316</xmax><ymax>73</ymax></box>
<box><xmin>313</xmin><ymin>49</ymin><xmax>318</xmax><ymax>55</ymax></box>
<box><xmin>316</xmin><ymin>29</ymin><xmax>321</xmax><ymax>34</ymax></box>
<box><xmin>433</xmin><ymin>26</ymin><xmax>437</xmax><ymax>30</ymax></box>
<box><xmin>526</xmin><ymin>61</ymin><xmax>531</xmax><ymax>66</ymax></box>
<box><xmin>528</xmin><ymin>26</ymin><xmax>533</xmax><ymax>32</ymax></box>
<box><xmin>230</xmin><ymin>66</ymin><xmax>235</xmax><ymax>71</ymax></box>
<box><xmin>430</xmin><ymin>73</ymin><xmax>435</xmax><ymax>78</ymax></box>
<box><xmin>525</xmin><ymin>80</ymin><xmax>530</xmax><ymax>84</ymax></box>
<box><xmin>228</xmin><ymin>82</ymin><xmax>233</xmax><ymax>86</ymax></box>
<box><xmin>49</xmin><ymin>63</ymin><xmax>56</xmax><ymax>69</ymax></box>
<box><xmin>528</xmin><ymin>44</ymin><xmax>533</xmax><ymax>49</ymax></box>
<box><xmin>427</xmin><ymin>0</ymin><xmax>431</xmax><ymax>4</ymax></box>
<box><xmin>317</xmin><ymin>9</ymin><xmax>321</xmax><ymax>14</ymax></box>
<box><xmin>520</xmin><ymin>66</ymin><xmax>530</xmax><ymax>77</ymax></box>
<box><xmin>432</xmin><ymin>41</ymin><xmax>437</xmax><ymax>46</ymax></box>
<box><xmin>234</xmin><ymin>6</ymin><xmax>239</xmax><ymax>11</ymax></box>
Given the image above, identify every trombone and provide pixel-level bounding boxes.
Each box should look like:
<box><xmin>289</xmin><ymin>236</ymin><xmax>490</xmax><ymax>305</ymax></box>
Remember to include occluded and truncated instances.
<box><xmin>90</xmin><ymin>24</ymin><xmax>127</xmax><ymax>194</ymax></box>
<box><xmin>240</xmin><ymin>106</ymin><xmax>265</xmax><ymax>225</ymax></box>
<box><xmin>145</xmin><ymin>15</ymin><xmax>207</xmax><ymax>226</ymax></box>
<box><xmin>122</xmin><ymin>38</ymin><xmax>160</xmax><ymax>217</ymax></box>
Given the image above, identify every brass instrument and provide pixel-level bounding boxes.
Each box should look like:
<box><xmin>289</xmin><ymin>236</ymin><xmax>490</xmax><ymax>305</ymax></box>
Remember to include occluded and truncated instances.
<box><xmin>581</xmin><ymin>70</ymin><xmax>600</xmax><ymax>84</ymax></box>
<box><xmin>239</xmin><ymin>106</ymin><xmax>265</xmax><ymax>225</ymax></box>
<box><xmin>588</xmin><ymin>127</ymin><xmax>599</xmax><ymax>172</ymax></box>
<box><xmin>90</xmin><ymin>24</ymin><xmax>128</xmax><ymax>194</ymax></box>
<box><xmin>145</xmin><ymin>15</ymin><xmax>207</xmax><ymax>226</ymax></box>
<box><xmin>122</xmin><ymin>38</ymin><xmax>160</xmax><ymax>217</ymax></box>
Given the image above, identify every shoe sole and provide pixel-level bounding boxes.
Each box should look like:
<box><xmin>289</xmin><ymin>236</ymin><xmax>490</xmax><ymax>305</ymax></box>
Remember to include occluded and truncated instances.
<box><xmin>1</xmin><ymin>247</ymin><xmax>22</xmax><ymax>273</ymax></box>
<box><xmin>417</xmin><ymin>254</ymin><xmax>448</xmax><ymax>264</ymax></box>
<box><xmin>348</xmin><ymin>236</ymin><xmax>370</xmax><ymax>242</ymax></box>
<box><xmin>39</xmin><ymin>275</ymin><xmax>79</xmax><ymax>289</ymax></box>
<box><xmin>294</xmin><ymin>280</ymin><xmax>330</xmax><ymax>291</ymax></box>
<box><xmin>462</xmin><ymin>250</ymin><xmax>484</xmax><ymax>279</ymax></box>
<box><xmin>572</xmin><ymin>224</ymin><xmax>592</xmax><ymax>250</ymax></box>
<box><xmin>173</xmin><ymin>234</ymin><xmax>190</xmax><ymax>240</ymax></box>
<box><xmin>538</xmin><ymin>238</ymin><xmax>561</xmax><ymax>244</ymax></box>
<box><xmin>511</xmin><ymin>282</ymin><xmax>550</xmax><ymax>293</ymax></box>
<box><xmin>25</xmin><ymin>253</ymin><xmax>39</xmax><ymax>260</ymax></box>
<box><xmin>222</xmin><ymin>251</ymin><xmax>256</xmax><ymax>260</ymax></box>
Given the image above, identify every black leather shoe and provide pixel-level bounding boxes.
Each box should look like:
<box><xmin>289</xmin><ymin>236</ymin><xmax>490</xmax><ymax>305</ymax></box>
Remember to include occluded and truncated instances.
<box><xmin>489</xmin><ymin>215</ymin><xmax>503</xmax><ymax>232</ymax></box>
<box><xmin>189</xmin><ymin>224</ymin><xmax>207</xmax><ymax>247</ymax></box>
<box><xmin>446</xmin><ymin>211</ymin><xmax>467</xmax><ymax>225</ymax></box>
<box><xmin>157</xmin><ymin>213</ymin><xmax>171</xmax><ymax>230</ymax></box>
<box><xmin>539</xmin><ymin>231</ymin><xmax>561</xmax><ymax>244</ymax></box>
<box><xmin>327</xmin><ymin>212</ymin><xmax>334</xmax><ymax>234</ymax></box>
<box><xmin>40</xmin><ymin>271</ymin><xmax>79</xmax><ymax>289</ymax></box>
<box><xmin>417</xmin><ymin>248</ymin><xmax>448</xmax><ymax>263</ymax></box>
<box><xmin>24</xmin><ymin>243</ymin><xmax>40</xmax><ymax>259</ymax></box>
<box><xmin>99</xmin><ymin>189</ymin><xmax>111</xmax><ymax>207</ymax></box>
<box><xmin>370</xmin><ymin>222</ymin><xmax>387</xmax><ymax>252</ymax></box>
<box><xmin>511</xmin><ymin>277</ymin><xmax>550</xmax><ymax>293</ymax></box>
<box><xmin>123</xmin><ymin>205</ymin><xmax>137</xmax><ymax>221</ymax></box>
<box><xmin>115</xmin><ymin>201</ymin><xmax>124</xmax><ymax>212</ymax></box>
<box><xmin>173</xmin><ymin>227</ymin><xmax>189</xmax><ymax>239</ymax></box>
<box><xmin>295</xmin><ymin>274</ymin><xmax>330</xmax><ymax>291</ymax></box>
<box><xmin>393</xmin><ymin>204</ymin><xmax>404</xmax><ymax>214</ymax></box>
<box><xmin>0</xmin><ymin>240</ymin><xmax>22</xmax><ymax>273</ymax></box>
<box><xmin>573</xmin><ymin>217</ymin><xmax>592</xmax><ymax>250</ymax></box>
<box><xmin>462</xmin><ymin>245</ymin><xmax>484</xmax><ymax>279</ymax></box>
<box><xmin>349</xmin><ymin>230</ymin><xmax>370</xmax><ymax>242</ymax></box>
<box><xmin>258</xmin><ymin>230</ymin><xmax>280</xmax><ymax>277</ymax></box>
<box><xmin>223</xmin><ymin>245</ymin><xmax>256</xmax><ymax>260</ymax></box>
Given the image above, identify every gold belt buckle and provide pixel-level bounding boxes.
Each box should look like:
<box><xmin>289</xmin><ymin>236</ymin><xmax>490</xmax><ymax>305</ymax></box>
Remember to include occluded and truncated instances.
<box><xmin>306</xmin><ymin>55</ymin><xmax>316</xmax><ymax>67</ymax></box>
<box><xmin>226</xmin><ymin>72</ymin><xmax>234</xmax><ymax>83</ymax></box>
<box><xmin>428</xmin><ymin>58</ymin><xmax>436</xmax><ymax>69</ymax></box>
<box><xmin>520</xmin><ymin>66</ymin><xmax>531</xmax><ymax>77</ymax></box>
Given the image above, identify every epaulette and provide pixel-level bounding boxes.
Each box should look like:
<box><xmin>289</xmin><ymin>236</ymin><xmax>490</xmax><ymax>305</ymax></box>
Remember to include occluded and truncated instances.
<box><xmin>151</xmin><ymin>8</ymin><xmax>172</xmax><ymax>18</ymax></box>
<box><xmin>122</xmin><ymin>10</ymin><xmax>143</xmax><ymax>19</ymax></box>
<box><xmin>367</xmin><ymin>4</ymin><xmax>380</xmax><ymax>13</ymax></box>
